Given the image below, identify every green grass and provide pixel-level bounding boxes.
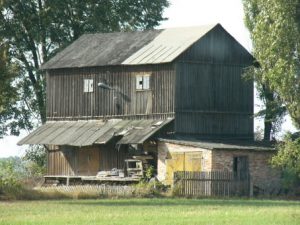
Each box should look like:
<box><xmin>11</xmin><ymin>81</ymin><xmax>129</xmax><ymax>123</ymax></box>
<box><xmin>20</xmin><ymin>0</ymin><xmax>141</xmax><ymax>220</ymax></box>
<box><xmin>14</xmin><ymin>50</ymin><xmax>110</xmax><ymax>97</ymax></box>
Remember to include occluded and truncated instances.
<box><xmin>0</xmin><ymin>198</ymin><xmax>299</xmax><ymax>225</ymax></box>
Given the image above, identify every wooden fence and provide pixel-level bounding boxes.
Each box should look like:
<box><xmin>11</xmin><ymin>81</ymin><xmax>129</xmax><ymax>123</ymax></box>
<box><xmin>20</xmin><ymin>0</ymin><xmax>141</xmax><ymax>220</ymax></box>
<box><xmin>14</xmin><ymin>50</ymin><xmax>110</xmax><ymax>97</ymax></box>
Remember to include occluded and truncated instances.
<box><xmin>174</xmin><ymin>171</ymin><xmax>251</xmax><ymax>197</ymax></box>
<box><xmin>36</xmin><ymin>185</ymin><xmax>135</xmax><ymax>197</ymax></box>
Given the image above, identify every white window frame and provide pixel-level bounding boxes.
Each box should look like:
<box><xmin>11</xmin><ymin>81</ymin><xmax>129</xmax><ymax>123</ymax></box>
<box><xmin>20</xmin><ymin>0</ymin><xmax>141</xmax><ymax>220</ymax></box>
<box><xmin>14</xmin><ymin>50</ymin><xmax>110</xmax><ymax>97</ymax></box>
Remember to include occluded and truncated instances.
<box><xmin>136</xmin><ymin>74</ymin><xmax>151</xmax><ymax>90</ymax></box>
<box><xmin>83</xmin><ymin>79</ymin><xmax>94</xmax><ymax>93</ymax></box>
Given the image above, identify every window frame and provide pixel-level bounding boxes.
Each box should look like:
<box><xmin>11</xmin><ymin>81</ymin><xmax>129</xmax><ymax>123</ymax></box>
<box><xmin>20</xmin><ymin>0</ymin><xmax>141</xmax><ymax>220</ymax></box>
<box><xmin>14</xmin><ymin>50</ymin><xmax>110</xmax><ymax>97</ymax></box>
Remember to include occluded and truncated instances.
<box><xmin>83</xmin><ymin>79</ymin><xmax>94</xmax><ymax>93</ymax></box>
<box><xmin>135</xmin><ymin>74</ymin><xmax>151</xmax><ymax>91</ymax></box>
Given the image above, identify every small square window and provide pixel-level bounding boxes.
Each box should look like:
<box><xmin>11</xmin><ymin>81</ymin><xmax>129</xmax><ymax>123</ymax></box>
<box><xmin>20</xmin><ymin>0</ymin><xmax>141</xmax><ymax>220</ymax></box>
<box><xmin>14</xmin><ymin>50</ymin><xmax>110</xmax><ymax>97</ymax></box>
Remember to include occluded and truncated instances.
<box><xmin>136</xmin><ymin>75</ymin><xmax>150</xmax><ymax>90</ymax></box>
<box><xmin>84</xmin><ymin>79</ymin><xmax>93</xmax><ymax>92</ymax></box>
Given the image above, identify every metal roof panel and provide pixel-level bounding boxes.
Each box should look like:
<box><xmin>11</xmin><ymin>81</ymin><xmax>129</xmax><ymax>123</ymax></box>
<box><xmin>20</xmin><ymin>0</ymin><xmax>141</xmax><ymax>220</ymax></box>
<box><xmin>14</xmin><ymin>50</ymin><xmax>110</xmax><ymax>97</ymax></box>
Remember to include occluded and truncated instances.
<box><xmin>41</xmin><ymin>24</ymin><xmax>220</xmax><ymax>69</ymax></box>
<box><xmin>122</xmin><ymin>24</ymin><xmax>217</xmax><ymax>65</ymax></box>
<box><xmin>18</xmin><ymin>118</ymin><xmax>174</xmax><ymax>146</ymax></box>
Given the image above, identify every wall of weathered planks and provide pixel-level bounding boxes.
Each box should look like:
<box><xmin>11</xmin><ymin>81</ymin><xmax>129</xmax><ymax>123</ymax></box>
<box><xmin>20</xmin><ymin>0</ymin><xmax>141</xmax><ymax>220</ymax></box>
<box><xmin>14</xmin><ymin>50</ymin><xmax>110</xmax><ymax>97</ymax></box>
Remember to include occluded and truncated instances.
<box><xmin>46</xmin><ymin>144</ymin><xmax>128</xmax><ymax>176</ymax></box>
<box><xmin>46</xmin><ymin>64</ymin><xmax>175</xmax><ymax>120</ymax></box>
<box><xmin>45</xmin><ymin>25</ymin><xmax>254</xmax><ymax>139</ymax></box>
<box><xmin>174</xmin><ymin>25</ymin><xmax>254</xmax><ymax>139</ymax></box>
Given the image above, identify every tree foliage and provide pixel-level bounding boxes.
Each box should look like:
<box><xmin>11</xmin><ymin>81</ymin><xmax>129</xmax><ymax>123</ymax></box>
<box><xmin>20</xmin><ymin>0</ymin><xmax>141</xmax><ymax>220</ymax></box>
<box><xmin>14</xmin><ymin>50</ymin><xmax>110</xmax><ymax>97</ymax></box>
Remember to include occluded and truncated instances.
<box><xmin>243</xmin><ymin>0</ymin><xmax>300</xmax><ymax>190</ymax></box>
<box><xmin>23</xmin><ymin>145</ymin><xmax>46</xmax><ymax>169</ymax></box>
<box><xmin>0</xmin><ymin>41</ymin><xmax>32</xmax><ymax>137</ymax></box>
<box><xmin>0</xmin><ymin>0</ymin><xmax>169</xmax><ymax>135</ymax></box>
<box><xmin>271</xmin><ymin>133</ymin><xmax>300</xmax><ymax>190</ymax></box>
<box><xmin>243</xmin><ymin>0</ymin><xmax>300</xmax><ymax>129</ymax></box>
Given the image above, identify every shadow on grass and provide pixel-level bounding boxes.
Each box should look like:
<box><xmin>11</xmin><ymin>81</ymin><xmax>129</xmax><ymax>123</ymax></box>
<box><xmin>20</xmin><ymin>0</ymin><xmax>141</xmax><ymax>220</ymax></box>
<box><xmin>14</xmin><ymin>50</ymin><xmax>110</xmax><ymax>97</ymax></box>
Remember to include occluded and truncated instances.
<box><xmin>59</xmin><ymin>198</ymin><xmax>300</xmax><ymax>208</ymax></box>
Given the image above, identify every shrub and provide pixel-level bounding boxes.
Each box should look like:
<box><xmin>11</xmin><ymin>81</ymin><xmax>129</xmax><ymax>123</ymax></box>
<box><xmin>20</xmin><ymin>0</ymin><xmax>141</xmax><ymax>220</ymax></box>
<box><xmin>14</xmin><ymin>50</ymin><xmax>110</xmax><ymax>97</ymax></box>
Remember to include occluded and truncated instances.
<box><xmin>134</xmin><ymin>181</ymin><xmax>167</xmax><ymax>197</ymax></box>
<box><xmin>271</xmin><ymin>133</ymin><xmax>300</xmax><ymax>194</ymax></box>
<box><xmin>145</xmin><ymin>165</ymin><xmax>155</xmax><ymax>180</ymax></box>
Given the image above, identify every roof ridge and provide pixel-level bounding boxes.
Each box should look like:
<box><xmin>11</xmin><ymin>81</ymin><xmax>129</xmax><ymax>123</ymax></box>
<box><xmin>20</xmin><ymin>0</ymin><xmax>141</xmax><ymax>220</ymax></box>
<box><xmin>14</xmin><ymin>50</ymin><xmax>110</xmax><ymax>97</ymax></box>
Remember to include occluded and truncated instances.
<box><xmin>40</xmin><ymin>23</ymin><xmax>253</xmax><ymax>70</ymax></box>
<box><xmin>81</xmin><ymin>28</ymin><xmax>165</xmax><ymax>36</ymax></box>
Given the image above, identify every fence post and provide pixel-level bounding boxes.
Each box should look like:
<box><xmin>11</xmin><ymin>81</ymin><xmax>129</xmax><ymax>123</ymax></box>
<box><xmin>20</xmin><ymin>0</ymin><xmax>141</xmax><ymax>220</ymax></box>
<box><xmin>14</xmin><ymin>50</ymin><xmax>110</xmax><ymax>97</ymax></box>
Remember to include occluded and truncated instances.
<box><xmin>249</xmin><ymin>177</ymin><xmax>253</xmax><ymax>197</ymax></box>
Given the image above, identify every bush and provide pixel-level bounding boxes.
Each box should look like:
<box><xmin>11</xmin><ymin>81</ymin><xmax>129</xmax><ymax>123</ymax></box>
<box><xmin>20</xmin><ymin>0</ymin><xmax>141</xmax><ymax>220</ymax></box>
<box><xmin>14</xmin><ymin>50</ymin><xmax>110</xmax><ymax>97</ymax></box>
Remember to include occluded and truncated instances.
<box><xmin>134</xmin><ymin>181</ymin><xmax>167</xmax><ymax>197</ymax></box>
<box><xmin>145</xmin><ymin>166</ymin><xmax>155</xmax><ymax>180</ymax></box>
<box><xmin>0</xmin><ymin>176</ymin><xmax>22</xmax><ymax>200</ymax></box>
<box><xmin>0</xmin><ymin>156</ymin><xmax>45</xmax><ymax>200</ymax></box>
<box><xmin>271</xmin><ymin>133</ymin><xmax>300</xmax><ymax>194</ymax></box>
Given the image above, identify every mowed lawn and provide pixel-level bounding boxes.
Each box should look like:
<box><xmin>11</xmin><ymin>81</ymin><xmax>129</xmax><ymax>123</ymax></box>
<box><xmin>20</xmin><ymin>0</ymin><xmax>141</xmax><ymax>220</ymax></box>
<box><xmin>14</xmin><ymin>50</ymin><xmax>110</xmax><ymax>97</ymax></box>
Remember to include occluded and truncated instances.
<box><xmin>0</xmin><ymin>198</ymin><xmax>299</xmax><ymax>225</ymax></box>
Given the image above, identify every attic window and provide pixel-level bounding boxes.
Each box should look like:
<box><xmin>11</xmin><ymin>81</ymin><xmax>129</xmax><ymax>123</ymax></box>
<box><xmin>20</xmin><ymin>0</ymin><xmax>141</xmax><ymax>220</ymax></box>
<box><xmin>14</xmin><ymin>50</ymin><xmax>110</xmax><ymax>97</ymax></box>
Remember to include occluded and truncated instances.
<box><xmin>136</xmin><ymin>75</ymin><xmax>150</xmax><ymax>90</ymax></box>
<box><xmin>84</xmin><ymin>79</ymin><xmax>93</xmax><ymax>93</ymax></box>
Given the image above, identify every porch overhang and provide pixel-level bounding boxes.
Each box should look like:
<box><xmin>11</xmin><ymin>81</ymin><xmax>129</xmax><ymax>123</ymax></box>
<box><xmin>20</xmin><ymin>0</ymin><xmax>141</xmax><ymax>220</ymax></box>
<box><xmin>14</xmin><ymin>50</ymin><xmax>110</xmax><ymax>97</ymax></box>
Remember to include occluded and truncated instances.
<box><xmin>17</xmin><ymin>118</ymin><xmax>173</xmax><ymax>146</ymax></box>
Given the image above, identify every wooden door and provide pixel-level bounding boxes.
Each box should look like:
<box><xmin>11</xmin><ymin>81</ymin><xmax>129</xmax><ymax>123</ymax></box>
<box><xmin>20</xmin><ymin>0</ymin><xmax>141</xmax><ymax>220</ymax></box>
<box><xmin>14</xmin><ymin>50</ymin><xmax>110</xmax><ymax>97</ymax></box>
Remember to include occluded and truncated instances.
<box><xmin>165</xmin><ymin>152</ymin><xmax>202</xmax><ymax>185</ymax></box>
<box><xmin>77</xmin><ymin>148</ymin><xmax>100</xmax><ymax>176</ymax></box>
<box><xmin>135</xmin><ymin>91</ymin><xmax>152</xmax><ymax>114</ymax></box>
<box><xmin>233</xmin><ymin>156</ymin><xmax>249</xmax><ymax>180</ymax></box>
<box><xmin>184</xmin><ymin>152</ymin><xmax>202</xmax><ymax>172</ymax></box>
<box><xmin>166</xmin><ymin>153</ymin><xmax>185</xmax><ymax>185</ymax></box>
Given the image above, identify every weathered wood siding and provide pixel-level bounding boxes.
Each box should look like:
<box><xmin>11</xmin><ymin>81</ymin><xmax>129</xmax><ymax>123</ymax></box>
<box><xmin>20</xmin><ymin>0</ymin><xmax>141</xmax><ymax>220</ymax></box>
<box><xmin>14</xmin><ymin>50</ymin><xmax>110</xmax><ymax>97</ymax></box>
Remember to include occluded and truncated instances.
<box><xmin>47</xmin><ymin>148</ymin><xmax>76</xmax><ymax>176</ymax></box>
<box><xmin>47</xmin><ymin>145</ymin><xmax>128</xmax><ymax>176</ymax></box>
<box><xmin>174</xmin><ymin>25</ymin><xmax>254</xmax><ymax>138</ymax></box>
<box><xmin>46</xmin><ymin>64</ymin><xmax>175</xmax><ymax>120</ymax></box>
<box><xmin>99</xmin><ymin>144</ymin><xmax>128</xmax><ymax>171</ymax></box>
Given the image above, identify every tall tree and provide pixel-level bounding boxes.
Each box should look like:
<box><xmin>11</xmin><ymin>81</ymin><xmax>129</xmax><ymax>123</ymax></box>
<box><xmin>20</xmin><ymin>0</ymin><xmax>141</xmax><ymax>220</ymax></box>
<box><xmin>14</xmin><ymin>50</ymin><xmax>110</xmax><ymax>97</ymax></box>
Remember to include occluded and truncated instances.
<box><xmin>243</xmin><ymin>0</ymin><xmax>300</xmax><ymax>189</ymax></box>
<box><xmin>0</xmin><ymin>0</ymin><xmax>169</xmax><ymax>134</ymax></box>
<box><xmin>0</xmin><ymin>41</ymin><xmax>32</xmax><ymax>137</ymax></box>
<box><xmin>243</xmin><ymin>0</ymin><xmax>300</xmax><ymax>130</ymax></box>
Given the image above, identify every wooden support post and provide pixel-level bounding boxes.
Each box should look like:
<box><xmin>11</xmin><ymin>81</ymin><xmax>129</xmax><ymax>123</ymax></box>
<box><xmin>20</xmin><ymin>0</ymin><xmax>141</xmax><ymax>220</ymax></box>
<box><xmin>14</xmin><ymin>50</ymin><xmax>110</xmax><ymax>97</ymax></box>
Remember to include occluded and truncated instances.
<box><xmin>249</xmin><ymin>178</ymin><xmax>253</xmax><ymax>197</ymax></box>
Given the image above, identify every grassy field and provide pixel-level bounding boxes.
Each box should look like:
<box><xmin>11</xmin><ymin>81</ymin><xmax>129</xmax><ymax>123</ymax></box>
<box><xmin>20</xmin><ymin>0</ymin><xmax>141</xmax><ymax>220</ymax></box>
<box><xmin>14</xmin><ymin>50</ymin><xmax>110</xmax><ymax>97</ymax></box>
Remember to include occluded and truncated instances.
<box><xmin>0</xmin><ymin>198</ymin><xmax>299</xmax><ymax>225</ymax></box>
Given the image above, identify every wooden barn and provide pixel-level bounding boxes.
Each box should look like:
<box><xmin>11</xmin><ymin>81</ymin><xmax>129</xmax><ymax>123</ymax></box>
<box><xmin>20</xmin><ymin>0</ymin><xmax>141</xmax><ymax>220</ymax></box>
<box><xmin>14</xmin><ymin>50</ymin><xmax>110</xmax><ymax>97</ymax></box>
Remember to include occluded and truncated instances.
<box><xmin>18</xmin><ymin>24</ymin><xmax>280</xmax><ymax>192</ymax></box>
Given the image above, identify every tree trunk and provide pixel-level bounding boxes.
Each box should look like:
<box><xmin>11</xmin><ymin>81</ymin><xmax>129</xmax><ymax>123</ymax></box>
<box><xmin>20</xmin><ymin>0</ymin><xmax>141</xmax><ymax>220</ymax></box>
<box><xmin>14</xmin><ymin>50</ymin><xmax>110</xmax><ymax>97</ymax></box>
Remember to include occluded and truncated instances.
<box><xmin>262</xmin><ymin>84</ymin><xmax>275</xmax><ymax>141</ymax></box>
<box><xmin>263</xmin><ymin>120</ymin><xmax>272</xmax><ymax>141</ymax></box>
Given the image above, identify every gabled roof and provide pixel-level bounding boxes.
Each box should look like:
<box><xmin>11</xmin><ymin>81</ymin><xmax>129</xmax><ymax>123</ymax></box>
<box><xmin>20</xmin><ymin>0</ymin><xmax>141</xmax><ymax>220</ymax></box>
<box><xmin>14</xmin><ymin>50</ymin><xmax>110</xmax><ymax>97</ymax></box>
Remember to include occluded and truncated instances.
<box><xmin>122</xmin><ymin>24</ymin><xmax>216</xmax><ymax>65</ymax></box>
<box><xmin>41</xmin><ymin>24</ymin><xmax>219</xmax><ymax>70</ymax></box>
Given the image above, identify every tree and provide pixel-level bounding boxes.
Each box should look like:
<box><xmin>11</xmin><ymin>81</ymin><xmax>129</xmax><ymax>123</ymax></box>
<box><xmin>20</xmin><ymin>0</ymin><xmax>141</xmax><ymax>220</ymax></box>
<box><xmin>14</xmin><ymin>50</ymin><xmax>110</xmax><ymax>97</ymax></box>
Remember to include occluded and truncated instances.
<box><xmin>0</xmin><ymin>41</ymin><xmax>32</xmax><ymax>137</ymax></box>
<box><xmin>0</xmin><ymin>0</ymin><xmax>169</xmax><ymax>134</ymax></box>
<box><xmin>243</xmin><ymin>1</ymin><xmax>288</xmax><ymax>140</ymax></box>
<box><xmin>243</xmin><ymin>0</ymin><xmax>300</xmax><ymax>191</ymax></box>
<box><xmin>271</xmin><ymin>133</ymin><xmax>300</xmax><ymax>191</ymax></box>
<box><xmin>243</xmin><ymin>0</ymin><xmax>300</xmax><ymax>130</ymax></box>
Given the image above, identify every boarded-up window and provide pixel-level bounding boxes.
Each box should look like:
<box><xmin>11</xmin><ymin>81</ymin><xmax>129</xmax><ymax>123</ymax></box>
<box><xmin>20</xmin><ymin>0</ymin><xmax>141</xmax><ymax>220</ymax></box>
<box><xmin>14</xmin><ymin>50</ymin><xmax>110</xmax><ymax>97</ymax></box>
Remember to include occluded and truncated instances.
<box><xmin>84</xmin><ymin>79</ymin><xmax>93</xmax><ymax>92</ymax></box>
<box><xmin>136</xmin><ymin>74</ymin><xmax>150</xmax><ymax>90</ymax></box>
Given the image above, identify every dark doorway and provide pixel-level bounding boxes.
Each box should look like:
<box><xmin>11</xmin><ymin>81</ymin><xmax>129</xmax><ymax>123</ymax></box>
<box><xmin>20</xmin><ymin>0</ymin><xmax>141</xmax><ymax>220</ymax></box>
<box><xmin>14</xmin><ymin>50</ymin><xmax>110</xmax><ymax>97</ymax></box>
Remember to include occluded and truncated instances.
<box><xmin>233</xmin><ymin>156</ymin><xmax>249</xmax><ymax>180</ymax></box>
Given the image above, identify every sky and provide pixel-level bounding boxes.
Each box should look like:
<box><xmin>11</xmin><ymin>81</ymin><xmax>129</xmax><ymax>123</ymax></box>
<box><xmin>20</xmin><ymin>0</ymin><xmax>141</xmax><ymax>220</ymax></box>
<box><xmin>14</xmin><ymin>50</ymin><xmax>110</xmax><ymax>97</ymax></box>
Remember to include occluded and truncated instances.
<box><xmin>0</xmin><ymin>0</ymin><xmax>297</xmax><ymax>158</ymax></box>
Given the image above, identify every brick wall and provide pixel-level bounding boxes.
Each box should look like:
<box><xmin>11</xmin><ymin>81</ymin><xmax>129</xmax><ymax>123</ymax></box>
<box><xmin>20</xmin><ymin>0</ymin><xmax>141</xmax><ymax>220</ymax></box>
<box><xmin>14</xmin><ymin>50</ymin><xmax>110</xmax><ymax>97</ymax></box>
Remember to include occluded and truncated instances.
<box><xmin>211</xmin><ymin>150</ymin><xmax>281</xmax><ymax>193</ymax></box>
<box><xmin>157</xmin><ymin>141</ymin><xmax>281</xmax><ymax>193</ymax></box>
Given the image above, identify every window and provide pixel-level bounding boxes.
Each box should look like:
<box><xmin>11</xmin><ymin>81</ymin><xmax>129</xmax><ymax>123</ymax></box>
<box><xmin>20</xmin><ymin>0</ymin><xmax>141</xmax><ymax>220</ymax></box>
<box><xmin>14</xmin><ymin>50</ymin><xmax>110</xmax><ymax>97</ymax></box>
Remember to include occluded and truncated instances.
<box><xmin>136</xmin><ymin>74</ymin><xmax>150</xmax><ymax>90</ymax></box>
<box><xmin>84</xmin><ymin>79</ymin><xmax>93</xmax><ymax>92</ymax></box>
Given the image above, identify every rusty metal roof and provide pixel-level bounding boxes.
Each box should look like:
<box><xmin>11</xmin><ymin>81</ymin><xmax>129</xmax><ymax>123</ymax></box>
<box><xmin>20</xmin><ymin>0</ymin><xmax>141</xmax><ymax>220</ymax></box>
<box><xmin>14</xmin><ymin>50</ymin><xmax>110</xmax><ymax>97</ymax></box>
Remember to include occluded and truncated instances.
<box><xmin>18</xmin><ymin>119</ymin><xmax>173</xmax><ymax>146</ymax></box>
<box><xmin>41</xmin><ymin>24</ymin><xmax>219</xmax><ymax>69</ymax></box>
